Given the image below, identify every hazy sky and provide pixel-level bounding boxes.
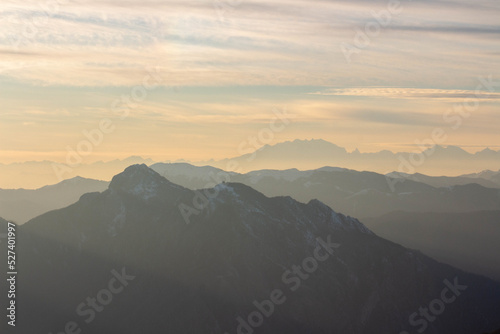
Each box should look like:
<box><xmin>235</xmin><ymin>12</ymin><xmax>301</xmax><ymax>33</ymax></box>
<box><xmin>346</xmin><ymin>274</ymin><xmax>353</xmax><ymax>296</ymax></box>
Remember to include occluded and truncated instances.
<box><xmin>1</xmin><ymin>0</ymin><xmax>500</xmax><ymax>164</ymax></box>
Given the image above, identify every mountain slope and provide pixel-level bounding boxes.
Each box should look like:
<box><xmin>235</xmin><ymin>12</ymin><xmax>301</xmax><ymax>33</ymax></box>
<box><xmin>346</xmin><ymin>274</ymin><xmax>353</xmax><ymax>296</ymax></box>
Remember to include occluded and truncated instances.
<box><xmin>0</xmin><ymin>176</ymin><xmax>109</xmax><ymax>224</ymax></box>
<box><xmin>363</xmin><ymin>210</ymin><xmax>500</xmax><ymax>282</ymax></box>
<box><xmin>12</xmin><ymin>165</ymin><xmax>500</xmax><ymax>334</ymax></box>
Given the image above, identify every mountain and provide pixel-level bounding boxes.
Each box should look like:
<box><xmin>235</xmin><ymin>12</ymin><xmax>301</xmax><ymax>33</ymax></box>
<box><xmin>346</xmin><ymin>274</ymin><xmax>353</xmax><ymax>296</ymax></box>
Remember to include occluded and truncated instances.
<box><xmin>11</xmin><ymin>165</ymin><xmax>500</xmax><ymax>334</ymax></box>
<box><xmin>5</xmin><ymin>164</ymin><xmax>500</xmax><ymax>225</ymax></box>
<box><xmin>386</xmin><ymin>172</ymin><xmax>500</xmax><ymax>189</ymax></box>
<box><xmin>200</xmin><ymin>139</ymin><xmax>500</xmax><ymax>175</ymax></box>
<box><xmin>0</xmin><ymin>156</ymin><xmax>153</xmax><ymax>189</ymax></box>
<box><xmin>363</xmin><ymin>211</ymin><xmax>500</xmax><ymax>282</ymax></box>
<box><xmin>150</xmin><ymin>162</ymin><xmax>238</xmax><ymax>190</ymax></box>
<box><xmin>461</xmin><ymin>169</ymin><xmax>500</xmax><ymax>187</ymax></box>
<box><xmin>475</xmin><ymin>148</ymin><xmax>500</xmax><ymax>159</ymax></box>
<box><xmin>4</xmin><ymin>140</ymin><xmax>500</xmax><ymax>189</ymax></box>
<box><xmin>151</xmin><ymin>163</ymin><xmax>500</xmax><ymax>219</ymax></box>
<box><xmin>0</xmin><ymin>176</ymin><xmax>109</xmax><ymax>224</ymax></box>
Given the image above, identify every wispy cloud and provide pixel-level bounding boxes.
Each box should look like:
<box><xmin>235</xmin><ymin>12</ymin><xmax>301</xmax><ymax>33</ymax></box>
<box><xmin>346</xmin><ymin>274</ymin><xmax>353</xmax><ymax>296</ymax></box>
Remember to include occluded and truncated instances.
<box><xmin>0</xmin><ymin>0</ymin><xmax>499</xmax><ymax>86</ymax></box>
<box><xmin>310</xmin><ymin>88</ymin><xmax>500</xmax><ymax>100</ymax></box>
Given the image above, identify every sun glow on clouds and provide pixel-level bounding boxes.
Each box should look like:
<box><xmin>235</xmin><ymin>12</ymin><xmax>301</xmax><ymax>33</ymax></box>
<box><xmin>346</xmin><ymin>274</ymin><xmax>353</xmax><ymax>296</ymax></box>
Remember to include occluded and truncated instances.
<box><xmin>0</xmin><ymin>0</ymin><xmax>500</xmax><ymax>164</ymax></box>
<box><xmin>1</xmin><ymin>0</ymin><xmax>499</xmax><ymax>87</ymax></box>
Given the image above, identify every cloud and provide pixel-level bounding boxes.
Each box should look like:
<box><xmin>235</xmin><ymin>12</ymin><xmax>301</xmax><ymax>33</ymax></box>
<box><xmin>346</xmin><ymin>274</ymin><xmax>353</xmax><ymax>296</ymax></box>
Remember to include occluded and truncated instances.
<box><xmin>345</xmin><ymin>109</ymin><xmax>441</xmax><ymax>126</ymax></box>
<box><xmin>310</xmin><ymin>88</ymin><xmax>500</xmax><ymax>100</ymax></box>
<box><xmin>0</xmin><ymin>0</ymin><xmax>498</xmax><ymax>87</ymax></box>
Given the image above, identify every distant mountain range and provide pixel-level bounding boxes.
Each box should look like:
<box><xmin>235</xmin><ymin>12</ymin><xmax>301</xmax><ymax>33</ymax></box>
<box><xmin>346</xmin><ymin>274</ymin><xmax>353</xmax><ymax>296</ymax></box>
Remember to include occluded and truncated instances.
<box><xmin>386</xmin><ymin>171</ymin><xmax>500</xmax><ymax>189</ymax></box>
<box><xmin>461</xmin><ymin>169</ymin><xmax>500</xmax><ymax>186</ymax></box>
<box><xmin>0</xmin><ymin>176</ymin><xmax>109</xmax><ymax>224</ymax></box>
<box><xmin>201</xmin><ymin>139</ymin><xmax>500</xmax><ymax>176</ymax></box>
<box><xmin>3</xmin><ymin>163</ymin><xmax>500</xmax><ymax>224</ymax></box>
<box><xmin>3</xmin><ymin>163</ymin><xmax>499</xmax><ymax>285</ymax></box>
<box><xmin>0</xmin><ymin>156</ymin><xmax>153</xmax><ymax>189</ymax></box>
<box><xmin>2</xmin><ymin>139</ymin><xmax>500</xmax><ymax>189</ymax></box>
<box><xmin>151</xmin><ymin>163</ymin><xmax>500</xmax><ymax>218</ymax></box>
<box><xmin>364</xmin><ymin>211</ymin><xmax>500</xmax><ymax>282</ymax></box>
<box><xmin>10</xmin><ymin>165</ymin><xmax>500</xmax><ymax>334</ymax></box>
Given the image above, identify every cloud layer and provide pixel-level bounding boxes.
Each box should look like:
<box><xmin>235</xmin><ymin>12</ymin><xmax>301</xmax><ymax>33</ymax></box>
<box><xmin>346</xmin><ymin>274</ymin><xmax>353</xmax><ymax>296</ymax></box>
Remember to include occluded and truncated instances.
<box><xmin>0</xmin><ymin>0</ymin><xmax>499</xmax><ymax>86</ymax></box>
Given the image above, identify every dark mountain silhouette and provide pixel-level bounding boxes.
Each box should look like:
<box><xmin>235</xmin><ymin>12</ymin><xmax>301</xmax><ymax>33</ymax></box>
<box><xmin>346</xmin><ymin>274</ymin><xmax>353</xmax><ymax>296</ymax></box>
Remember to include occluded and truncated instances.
<box><xmin>364</xmin><ymin>211</ymin><xmax>500</xmax><ymax>282</ymax></box>
<box><xmin>10</xmin><ymin>165</ymin><xmax>500</xmax><ymax>334</ymax></box>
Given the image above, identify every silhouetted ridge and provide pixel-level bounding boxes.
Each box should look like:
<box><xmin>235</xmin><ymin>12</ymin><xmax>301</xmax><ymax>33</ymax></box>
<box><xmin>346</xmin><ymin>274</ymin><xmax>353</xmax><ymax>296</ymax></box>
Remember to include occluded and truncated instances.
<box><xmin>108</xmin><ymin>164</ymin><xmax>187</xmax><ymax>200</ymax></box>
<box><xmin>11</xmin><ymin>165</ymin><xmax>500</xmax><ymax>334</ymax></box>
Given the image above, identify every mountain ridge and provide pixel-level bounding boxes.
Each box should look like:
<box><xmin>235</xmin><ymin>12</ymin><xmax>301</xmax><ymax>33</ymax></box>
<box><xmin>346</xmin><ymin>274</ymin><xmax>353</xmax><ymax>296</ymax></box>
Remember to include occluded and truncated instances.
<box><xmin>11</xmin><ymin>165</ymin><xmax>500</xmax><ymax>334</ymax></box>
<box><xmin>2</xmin><ymin>139</ymin><xmax>500</xmax><ymax>188</ymax></box>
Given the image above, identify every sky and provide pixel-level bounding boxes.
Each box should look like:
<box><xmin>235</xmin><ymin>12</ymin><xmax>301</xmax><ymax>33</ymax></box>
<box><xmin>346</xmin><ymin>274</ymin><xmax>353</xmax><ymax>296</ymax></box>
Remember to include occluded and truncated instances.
<box><xmin>1</xmin><ymin>0</ymin><xmax>500</xmax><ymax>164</ymax></box>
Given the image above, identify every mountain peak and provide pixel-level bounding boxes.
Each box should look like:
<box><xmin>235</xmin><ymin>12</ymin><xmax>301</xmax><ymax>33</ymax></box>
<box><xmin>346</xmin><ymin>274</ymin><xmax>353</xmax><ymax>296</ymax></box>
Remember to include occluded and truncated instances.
<box><xmin>109</xmin><ymin>164</ymin><xmax>172</xmax><ymax>200</ymax></box>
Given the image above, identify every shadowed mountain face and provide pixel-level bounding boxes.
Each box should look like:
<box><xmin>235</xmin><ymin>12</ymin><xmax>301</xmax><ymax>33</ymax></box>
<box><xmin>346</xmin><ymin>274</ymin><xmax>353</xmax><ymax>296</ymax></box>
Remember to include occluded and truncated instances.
<box><xmin>10</xmin><ymin>165</ymin><xmax>500</xmax><ymax>334</ymax></box>
<box><xmin>363</xmin><ymin>211</ymin><xmax>500</xmax><ymax>282</ymax></box>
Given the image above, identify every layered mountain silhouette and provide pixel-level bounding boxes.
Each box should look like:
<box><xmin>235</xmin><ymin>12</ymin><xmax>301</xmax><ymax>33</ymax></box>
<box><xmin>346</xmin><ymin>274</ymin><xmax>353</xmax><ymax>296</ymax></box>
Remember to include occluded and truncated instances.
<box><xmin>4</xmin><ymin>163</ymin><xmax>500</xmax><ymax>223</ymax></box>
<box><xmin>150</xmin><ymin>163</ymin><xmax>500</xmax><ymax>219</ymax></box>
<box><xmin>462</xmin><ymin>169</ymin><xmax>500</xmax><ymax>187</ymax></box>
<box><xmin>0</xmin><ymin>176</ymin><xmax>109</xmax><ymax>224</ymax></box>
<box><xmin>199</xmin><ymin>140</ymin><xmax>500</xmax><ymax>175</ymax></box>
<box><xmin>364</xmin><ymin>211</ymin><xmax>500</xmax><ymax>282</ymax></box>
<box><xmin>0</xmin><ymin>156</ymin><xmax>152</xmax><ymax>189</ymax></box>
<box><xmin>386</xmin><ymin>171</ymin><xmax>500</xmax><ymax>189</ymax></box>
<box><xmin>10</xmin><ymin>165</ymin><xmax>500</xmax><ymax>334</ymax></box>
<box><xmin>2</xmin><ymin>140</ymin><xmax>500</xmax><ymax>189</ymax></box>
